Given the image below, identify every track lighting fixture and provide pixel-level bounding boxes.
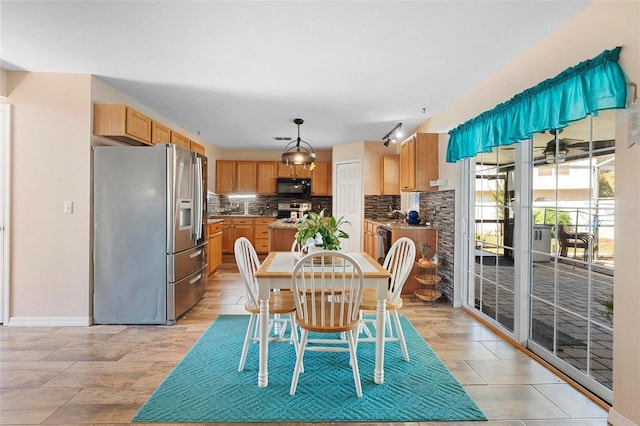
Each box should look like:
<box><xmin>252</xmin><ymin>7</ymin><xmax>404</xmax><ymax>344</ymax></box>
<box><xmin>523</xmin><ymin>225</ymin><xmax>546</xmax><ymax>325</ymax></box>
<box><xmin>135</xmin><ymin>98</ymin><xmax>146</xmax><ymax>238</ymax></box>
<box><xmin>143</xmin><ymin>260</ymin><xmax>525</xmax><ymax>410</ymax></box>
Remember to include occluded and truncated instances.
<box><xmin>382</xmin><ymin>122</ymin><xmax>403</xmax><ymax>147</ymax></box>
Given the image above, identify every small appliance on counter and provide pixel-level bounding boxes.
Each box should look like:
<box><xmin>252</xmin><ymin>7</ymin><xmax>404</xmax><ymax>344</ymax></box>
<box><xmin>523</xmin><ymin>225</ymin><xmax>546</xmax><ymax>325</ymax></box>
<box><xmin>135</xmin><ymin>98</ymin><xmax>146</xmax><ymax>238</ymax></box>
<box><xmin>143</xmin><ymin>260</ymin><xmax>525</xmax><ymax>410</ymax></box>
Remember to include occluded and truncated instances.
<box><xmin>407</xmin><ymin>210</ymin><xmax>420</xmax><ymax>225</ymax></box>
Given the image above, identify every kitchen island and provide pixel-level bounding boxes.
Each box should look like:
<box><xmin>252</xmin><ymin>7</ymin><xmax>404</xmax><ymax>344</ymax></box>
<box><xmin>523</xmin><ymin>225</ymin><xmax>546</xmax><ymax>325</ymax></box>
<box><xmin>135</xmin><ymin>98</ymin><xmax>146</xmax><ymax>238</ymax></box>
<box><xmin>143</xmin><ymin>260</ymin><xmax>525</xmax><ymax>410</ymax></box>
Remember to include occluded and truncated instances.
<box><xmin>267</xmin><ymin>220</ymin><xmax>298</xmax><ymax>252</ymax></box>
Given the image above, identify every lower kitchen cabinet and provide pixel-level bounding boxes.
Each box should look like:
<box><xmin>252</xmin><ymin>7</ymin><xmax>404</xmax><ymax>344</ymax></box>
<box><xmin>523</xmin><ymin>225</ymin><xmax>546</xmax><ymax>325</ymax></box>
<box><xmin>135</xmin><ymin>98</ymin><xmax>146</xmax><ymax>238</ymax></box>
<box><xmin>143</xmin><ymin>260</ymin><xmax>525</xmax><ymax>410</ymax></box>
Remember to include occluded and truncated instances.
<box><xmin>363</xmin><ymin>220</ymin><xmax>378</xmax><ymax>259</ymax></box>
<box><xmin>207</xmin><ymin>222</ymin><xmax>223</xmax><ymax>276</ymax></box>
<box><xmin>214</xmin><ymin>216</ymin><xmax>273</xmax><ymax>255</ymax></box>
<box><xmin>254</xmin><ymin>218</ymin><xmax>275</xmax><ymax>254</ymax></box>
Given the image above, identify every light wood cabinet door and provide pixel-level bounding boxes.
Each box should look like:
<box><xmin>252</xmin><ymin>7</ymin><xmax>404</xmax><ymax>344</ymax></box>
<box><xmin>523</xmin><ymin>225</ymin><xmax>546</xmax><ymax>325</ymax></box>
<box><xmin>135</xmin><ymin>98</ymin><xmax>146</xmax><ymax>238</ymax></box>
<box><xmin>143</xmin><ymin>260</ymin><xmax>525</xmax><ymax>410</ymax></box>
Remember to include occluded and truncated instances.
<box><xmin>277</xmin><ymin>162</ymin><xmax>295</xmax><ymax>177</ymax></box>
<box><xmin>190</xmin><ymin>141</ymin><xmax>205</xmax><ymax>155</ymax></box>
<box><xmin>93</xmin><ymin>104</ymin><xmax>153</xmax><ymax>146</ymax></box>
<box><xmin>151</xmin><ymin>121</ymin><xmax>171</xmax><ymax>144</ymax></box>
<box><xmin>400</xmin><ymin>135</ymin><xmax>416</xmax><ymax>191</ymax></box>
<box><xmin>235</xmin><ymin>161</ymin><xmax>257</xmax><ymax>193</ymax></box>
<box><xmin>171</xmin><ymin>131</ymin><xmax>191</xmax><ymax>149</ymax></box>
<box><xmin>257</xmin><ymin>161</ymin><xmax>278</xmax><ymax>195</ymax></box>
<box><xmin>220</xmin><ymin>218</ymin><xmax>234</xmax><ymax>253</ymax></box>
<box><xmin>400</xmin><ymin>133</ymin><xmax>439</xmax><ymax>192</ymax></box>
<box><xmin>278</xmin><ymin>163</ymin><xmax>312</xmax><ymax>178</ymax></box>
<box><xmin>381</xmin><ymin>154</ymin><xmax>400</xmax><ymax>195</ymax></box>
<box><xmin>311</xmin><ymin>162</ymin><xmax>331</xmax><ymax>195</ymax></box>
<box><xmin>211</xmin><ymin>232</ymin><xmax>223</xmax><ymax>271</ymax></box>
<box><xmin>234</xmin><ymin>224</ymin><xmax>254</xmax><ymax>243</ymax></box>
<box><xmin>254</xmin><ymin>217</ymin><xmax>274</xmax><ymax>254</ymax></box>
<box><xmin>216</xmin><ymin>161</ymin><xmax>236</xmax><ymax>194</ymax></box>
<box><xmin>207</xmin><ymin>222</ymin><xmax>223</xmax><ymax>275</ymax></box>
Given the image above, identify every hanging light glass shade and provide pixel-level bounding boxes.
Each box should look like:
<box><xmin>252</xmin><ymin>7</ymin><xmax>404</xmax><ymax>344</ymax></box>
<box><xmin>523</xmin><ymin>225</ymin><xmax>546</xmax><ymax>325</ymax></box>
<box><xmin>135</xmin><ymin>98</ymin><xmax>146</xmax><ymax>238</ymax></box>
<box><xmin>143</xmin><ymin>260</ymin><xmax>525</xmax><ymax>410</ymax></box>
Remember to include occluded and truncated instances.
<box><xmin>281</xmin><ymin>118</ymin><xmax>316</xmax><ymax>167</ymax></box>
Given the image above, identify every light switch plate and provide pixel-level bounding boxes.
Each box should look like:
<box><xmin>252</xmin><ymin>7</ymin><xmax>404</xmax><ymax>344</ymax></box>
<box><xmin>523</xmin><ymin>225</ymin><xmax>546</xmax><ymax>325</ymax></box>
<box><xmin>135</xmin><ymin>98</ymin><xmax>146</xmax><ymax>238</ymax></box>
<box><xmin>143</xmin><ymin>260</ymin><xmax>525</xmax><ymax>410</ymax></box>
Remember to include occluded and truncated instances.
<box><xmin>64</xmin><ymin>200</ymin><xmax>73</xmax><ymax>214</ymax></box>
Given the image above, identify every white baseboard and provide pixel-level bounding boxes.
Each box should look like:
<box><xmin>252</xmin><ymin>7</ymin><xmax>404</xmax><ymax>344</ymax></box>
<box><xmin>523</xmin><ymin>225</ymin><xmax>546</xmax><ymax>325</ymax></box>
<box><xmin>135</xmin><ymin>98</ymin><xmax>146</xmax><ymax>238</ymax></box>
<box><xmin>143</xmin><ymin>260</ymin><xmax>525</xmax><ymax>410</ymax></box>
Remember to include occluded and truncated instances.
<box><xmin>608</xmin><ymin>407</ymin><xmax>639</xmax><ymax>426</ymax></box>
<box><xmin>7</xmin><ymin>316</ymin><xmax>92</xmax><ymax>327</ymax></box>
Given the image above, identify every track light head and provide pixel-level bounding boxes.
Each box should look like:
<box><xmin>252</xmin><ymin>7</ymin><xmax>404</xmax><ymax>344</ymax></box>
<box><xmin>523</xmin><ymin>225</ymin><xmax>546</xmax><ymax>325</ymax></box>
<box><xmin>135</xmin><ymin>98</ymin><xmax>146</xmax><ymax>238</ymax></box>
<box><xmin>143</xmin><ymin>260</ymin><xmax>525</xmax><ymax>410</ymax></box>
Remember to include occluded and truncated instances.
<box><xmin>382</xmin><ymin>122</ymin><xmax>402</xmax><ymax>146</ymax></box>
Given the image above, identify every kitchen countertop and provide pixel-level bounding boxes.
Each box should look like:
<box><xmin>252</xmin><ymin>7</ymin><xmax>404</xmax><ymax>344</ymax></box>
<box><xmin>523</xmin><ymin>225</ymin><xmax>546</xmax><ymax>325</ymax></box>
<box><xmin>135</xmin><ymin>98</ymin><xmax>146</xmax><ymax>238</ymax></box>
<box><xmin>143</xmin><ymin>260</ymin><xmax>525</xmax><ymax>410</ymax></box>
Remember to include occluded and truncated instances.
<box><xmin>364</xmin><ymin>218</ymin><xmax>436</xmax><ymax>230</ymax></box>
<box><xmin>207</xmin><ymin>215</ymin><xmax>435</xmax><ymax>229</ymax></box>
<box><xmin>267</xmin><ymin>220</ymin><xmax>300</xmax><ymax>229</ymax></box>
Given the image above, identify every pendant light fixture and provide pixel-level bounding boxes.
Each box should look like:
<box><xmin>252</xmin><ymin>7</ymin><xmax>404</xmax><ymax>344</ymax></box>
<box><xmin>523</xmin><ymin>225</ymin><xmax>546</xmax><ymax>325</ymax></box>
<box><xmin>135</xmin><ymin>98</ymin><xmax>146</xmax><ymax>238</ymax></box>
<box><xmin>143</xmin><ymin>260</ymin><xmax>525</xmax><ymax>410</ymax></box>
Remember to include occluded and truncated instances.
<box><xmin>281</xmin><ymin>118</ymin><xmax>316</xmax><ymax>168</ymax></box>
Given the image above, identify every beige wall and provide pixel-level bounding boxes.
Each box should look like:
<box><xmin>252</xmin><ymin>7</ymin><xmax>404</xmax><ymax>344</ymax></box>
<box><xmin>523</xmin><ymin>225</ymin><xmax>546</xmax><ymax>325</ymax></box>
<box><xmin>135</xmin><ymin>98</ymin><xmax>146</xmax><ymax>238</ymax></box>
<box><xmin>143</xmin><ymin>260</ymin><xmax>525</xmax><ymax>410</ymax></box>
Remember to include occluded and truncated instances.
<box><xmin>3</xmin><ymin>73</ymin><xmax>93</xmax><ymax>324</ymax></box>
<box><xmin>416</xmin><ymin>1</ymin><xmax>639</xmax><ymax>424</ymax></box>
<box><xmin>0</xmin><ymin>69</ymin><xmax>7</xmax><ymax>97</ymax></box>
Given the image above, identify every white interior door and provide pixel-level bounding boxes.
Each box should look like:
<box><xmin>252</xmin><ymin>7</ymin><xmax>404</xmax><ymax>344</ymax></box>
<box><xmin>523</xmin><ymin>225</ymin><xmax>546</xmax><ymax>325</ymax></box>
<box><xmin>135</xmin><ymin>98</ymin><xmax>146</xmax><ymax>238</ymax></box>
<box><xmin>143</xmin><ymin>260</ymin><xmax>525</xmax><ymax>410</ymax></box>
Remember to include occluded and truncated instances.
<box><xmin>0</xmin><ymin>104</ymin><xmax>11</xmax><ymax>324</ymax></box>
<box><xmin>334</xmin><ymin>160</ymin><xmax>362</xmax><ymax>253</ymax></box>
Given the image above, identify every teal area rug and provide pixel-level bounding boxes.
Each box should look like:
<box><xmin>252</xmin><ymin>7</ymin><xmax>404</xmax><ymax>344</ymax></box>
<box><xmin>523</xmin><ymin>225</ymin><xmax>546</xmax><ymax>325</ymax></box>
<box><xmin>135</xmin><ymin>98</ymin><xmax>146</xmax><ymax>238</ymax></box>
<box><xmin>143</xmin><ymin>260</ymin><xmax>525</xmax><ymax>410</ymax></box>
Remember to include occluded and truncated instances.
<box><xmin>133</xmin><ymin>314</ymin><xmax>486</xmax><ymax>423</ymax></box>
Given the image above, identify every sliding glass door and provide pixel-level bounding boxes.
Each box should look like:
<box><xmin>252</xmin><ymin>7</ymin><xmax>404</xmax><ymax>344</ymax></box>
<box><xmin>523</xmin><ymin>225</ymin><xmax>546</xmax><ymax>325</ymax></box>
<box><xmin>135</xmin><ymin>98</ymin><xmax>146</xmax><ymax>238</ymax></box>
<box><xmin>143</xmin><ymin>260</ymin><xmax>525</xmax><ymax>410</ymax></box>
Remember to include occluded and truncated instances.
<box><xmin>463</xmin><ymin>111</ymin><xmax>615</xmax><ymax>402</ymax></box>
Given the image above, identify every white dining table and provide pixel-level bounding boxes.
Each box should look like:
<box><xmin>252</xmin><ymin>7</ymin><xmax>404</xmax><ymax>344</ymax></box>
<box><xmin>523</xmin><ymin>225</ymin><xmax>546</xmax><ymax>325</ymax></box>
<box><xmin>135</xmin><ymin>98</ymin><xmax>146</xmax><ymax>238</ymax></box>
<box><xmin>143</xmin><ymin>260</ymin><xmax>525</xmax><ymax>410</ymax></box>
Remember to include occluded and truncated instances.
<box><xmin>254</xmin><ymin>251</ymin><xmax>392</xmax><ymax>388</ymax></box>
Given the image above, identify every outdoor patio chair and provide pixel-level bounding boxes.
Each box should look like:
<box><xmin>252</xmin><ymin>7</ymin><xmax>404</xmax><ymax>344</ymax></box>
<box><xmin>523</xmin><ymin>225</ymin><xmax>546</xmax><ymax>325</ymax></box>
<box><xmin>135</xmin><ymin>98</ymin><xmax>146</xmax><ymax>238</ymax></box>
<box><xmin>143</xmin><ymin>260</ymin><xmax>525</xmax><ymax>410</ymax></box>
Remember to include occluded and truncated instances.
<box><xmin>558</xmin><ymin>224</ymin><xmax>598</xmax><ymax>261</ymax></box>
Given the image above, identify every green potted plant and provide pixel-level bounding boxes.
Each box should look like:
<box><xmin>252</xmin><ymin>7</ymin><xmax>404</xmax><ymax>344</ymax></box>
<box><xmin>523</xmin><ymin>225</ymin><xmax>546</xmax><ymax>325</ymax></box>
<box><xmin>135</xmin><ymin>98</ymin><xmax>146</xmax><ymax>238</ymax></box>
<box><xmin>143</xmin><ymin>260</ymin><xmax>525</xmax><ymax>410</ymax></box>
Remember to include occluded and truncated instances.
<box><xmin>295</xmin><ymin>209</ymin><xmax>349</xmax><ymax>251</ymax></box>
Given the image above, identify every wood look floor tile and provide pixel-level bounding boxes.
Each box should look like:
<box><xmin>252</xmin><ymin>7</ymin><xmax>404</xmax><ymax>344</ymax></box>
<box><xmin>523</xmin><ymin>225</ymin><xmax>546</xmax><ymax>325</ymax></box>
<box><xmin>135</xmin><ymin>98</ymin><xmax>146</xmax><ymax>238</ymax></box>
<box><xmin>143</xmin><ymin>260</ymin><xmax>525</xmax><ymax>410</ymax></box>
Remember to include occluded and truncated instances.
<box><xmin>532</xmin><ymin>383</ymin><xmax>609</xmax><ymax>418</ymax></box>
<box><xmin>42</xmin><ymin>361</ymin><xmax>155</xmax><ymax>389</ymax></box>
<box><xmin>463</xmin><ymin>384</ymin><xmax>569</xmax><ymax>420</ymax></box>
<box><xmin>0</xmin><ymin>350</ymin><xmax>54</xmax><ymax>362</ymax></box>
<box><xmin>0</xmin><ymin>387</ymin><xmax>80</xmax><ymax>424</ymax></box>
<box><xmin>39</xmin><ymin>341</ymin><xmax>138</xmax><ymax>363</ymax></box>
<box><xmin>0</xmin><ymin>264</ymin><xmax>610</xmax><ymax>425</ymax></box>
<box><xmin>41</xmin><ymin>388</ymin><xmax>152</xmax><ymax>424</ymax></box>
<box><xmin>480</xmin><ymin>340</ymin><xmax>530</xmax><ymax>360</ymax></box>
<box><xmin>466</xmin><ymin>358</ymin><xmax>564</xmax><ymax>385</ymax></box>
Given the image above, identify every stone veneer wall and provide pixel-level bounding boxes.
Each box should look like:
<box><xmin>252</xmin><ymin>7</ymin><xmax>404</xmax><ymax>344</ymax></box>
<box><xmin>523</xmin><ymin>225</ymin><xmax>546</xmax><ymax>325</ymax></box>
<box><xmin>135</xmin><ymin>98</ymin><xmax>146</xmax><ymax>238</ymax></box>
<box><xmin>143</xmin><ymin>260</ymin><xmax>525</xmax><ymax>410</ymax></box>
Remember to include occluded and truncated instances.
<box><xmin>363</xmin><ymin>195</ymin><xmax>401</xmax><ymax>220</ymax></box>
<box><xmin>208</xmin><ymin>194</ymin><xmax>332</xmax><ymax>217</ymax></box>
<box><xmin>419</xmin><ymin>189</ymin><xmax>455</xmax><ymax>304</ymax></box>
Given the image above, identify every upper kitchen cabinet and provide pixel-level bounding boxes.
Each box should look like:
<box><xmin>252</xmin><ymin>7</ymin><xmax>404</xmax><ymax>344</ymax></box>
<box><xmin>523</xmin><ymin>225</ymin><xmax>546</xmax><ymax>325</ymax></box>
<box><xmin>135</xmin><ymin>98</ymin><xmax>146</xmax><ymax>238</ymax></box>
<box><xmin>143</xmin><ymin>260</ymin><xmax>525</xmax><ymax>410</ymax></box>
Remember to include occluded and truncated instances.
<box><xmin>380</xmin><ymin>154</ymin><xmax>400</xmax><ymax>195</ymax></box>
<box><xmin>151</xmin><ymin>121</ymin><xmax>171</xmax><ymax>145</ymax></box>
<box><xmin>170</xmin><ymin>131</ymin><xmax>191</xmax><ymax>149</ymax></box>
<box><xmin>277</xmin><ymin>162</ymin><xmax>311</xmax><ymax>178</ymax></box>
<box><xmin>190</xmin><ymin>141</ymin><xmax>205</xmax><ymax>155</ymax></box>
<box><xmin>257</xmin><ymin>161</ymin><xmax>278</xmax><ymax>195</ymax></box>
<box><xmin>311</xmin><ymin>162</ymin><xmax>331</xmax><ymax>196</ymax></box>
<box><xmin>215</xmin><ymin>160</ymin><xmax>257</xmax><ymax>194</ymax></box>
<box><xmin>93</xmin><ymin>104</ymin><xmax>153</xmax><ymax>146</ymax></box>
<box><xmin>400</xmin><ymin>133</ymin><xmax>439</xmax><ymax>192</ymax></box>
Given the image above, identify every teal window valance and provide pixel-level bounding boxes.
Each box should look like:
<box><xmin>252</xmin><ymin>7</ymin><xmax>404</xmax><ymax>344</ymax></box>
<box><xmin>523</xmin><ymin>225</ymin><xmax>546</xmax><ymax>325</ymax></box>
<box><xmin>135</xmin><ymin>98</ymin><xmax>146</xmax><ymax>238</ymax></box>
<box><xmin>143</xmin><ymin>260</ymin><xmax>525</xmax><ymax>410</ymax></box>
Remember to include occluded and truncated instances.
<box><xmin>446</xmin><ymin>47</ymin><xmax>628</xmax><ymax>163</ymax></box>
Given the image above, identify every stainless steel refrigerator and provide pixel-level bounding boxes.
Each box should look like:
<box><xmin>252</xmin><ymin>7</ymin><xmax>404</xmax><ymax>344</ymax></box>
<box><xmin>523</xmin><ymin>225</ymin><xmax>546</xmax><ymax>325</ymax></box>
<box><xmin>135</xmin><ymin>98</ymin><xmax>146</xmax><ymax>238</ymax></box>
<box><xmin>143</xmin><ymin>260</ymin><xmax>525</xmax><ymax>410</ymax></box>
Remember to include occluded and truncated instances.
<box><xmin>93</xmin><ymin>144</ymin><xmax>208</xmax><ymax>324</ymax></box>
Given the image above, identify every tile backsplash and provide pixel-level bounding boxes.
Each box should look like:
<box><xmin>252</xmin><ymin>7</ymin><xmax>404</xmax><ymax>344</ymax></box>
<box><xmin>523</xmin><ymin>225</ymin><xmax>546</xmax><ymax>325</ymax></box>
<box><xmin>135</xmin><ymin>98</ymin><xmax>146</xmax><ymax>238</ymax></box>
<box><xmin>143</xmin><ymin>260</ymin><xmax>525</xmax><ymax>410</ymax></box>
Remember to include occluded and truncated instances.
<box><xmin>208</xmin><ymin>194</ymin><xmax>332</xmax><ymax>217</ymax></box>
<box><xmin>364</xmin><ymin>195</ymin><xmax>401</xmax><ymax>220</ymax></box>
<box><xmin>419</xmin><ymin>190</ymin><xmax>455</xmax><ymax>303</ymax></box>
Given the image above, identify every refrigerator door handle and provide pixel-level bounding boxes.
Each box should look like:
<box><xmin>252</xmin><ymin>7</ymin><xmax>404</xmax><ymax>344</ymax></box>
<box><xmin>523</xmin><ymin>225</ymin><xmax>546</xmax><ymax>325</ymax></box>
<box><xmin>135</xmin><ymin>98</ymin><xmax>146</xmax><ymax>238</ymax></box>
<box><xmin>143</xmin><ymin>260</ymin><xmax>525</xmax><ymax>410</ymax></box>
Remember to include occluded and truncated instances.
<box><xmin>189</xmin><ymin>273</ymin><xmax>203</xmax><ymax>285</ymax></box>
<box><xmin>193</xmin><ymin>156</ymin><xmax>204</xmax><ymax>241</ymax></box>
<box><xmin>189</xmin><ymin>249</ymin><xmax>203</xmax><ymax>258</ymax></box>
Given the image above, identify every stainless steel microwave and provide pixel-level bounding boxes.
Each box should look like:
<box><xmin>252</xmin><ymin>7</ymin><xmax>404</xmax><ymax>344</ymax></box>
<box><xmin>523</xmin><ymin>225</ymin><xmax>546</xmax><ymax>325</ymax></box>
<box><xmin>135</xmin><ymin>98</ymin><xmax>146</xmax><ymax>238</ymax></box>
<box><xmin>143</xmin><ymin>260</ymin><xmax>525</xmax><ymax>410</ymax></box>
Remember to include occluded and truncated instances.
<box><xmin>276</xmin><ymin>178</ymin><xmax>311</xmax><ymax>198</ymax></box>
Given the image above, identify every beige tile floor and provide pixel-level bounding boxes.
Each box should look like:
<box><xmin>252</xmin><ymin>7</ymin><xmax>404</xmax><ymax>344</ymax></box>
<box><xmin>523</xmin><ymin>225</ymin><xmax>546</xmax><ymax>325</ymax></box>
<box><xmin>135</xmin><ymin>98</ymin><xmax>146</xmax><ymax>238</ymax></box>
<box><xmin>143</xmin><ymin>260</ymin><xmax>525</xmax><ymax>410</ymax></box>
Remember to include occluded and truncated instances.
<box><xmin>0</xmin><ymin>260</ymin><xmax>610</xmax><ymax>425</ymax></box>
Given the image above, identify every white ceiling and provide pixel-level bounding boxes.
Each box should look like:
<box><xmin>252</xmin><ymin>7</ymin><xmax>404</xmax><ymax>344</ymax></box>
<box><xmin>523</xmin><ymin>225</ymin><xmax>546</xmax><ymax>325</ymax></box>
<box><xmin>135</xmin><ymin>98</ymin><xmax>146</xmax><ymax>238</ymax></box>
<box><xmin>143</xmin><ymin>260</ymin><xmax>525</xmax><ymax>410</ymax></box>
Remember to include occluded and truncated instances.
<box><xmin>0</xmin><ymin>0</ymin><xmax>593</xmax><ymax>150</ymax></box>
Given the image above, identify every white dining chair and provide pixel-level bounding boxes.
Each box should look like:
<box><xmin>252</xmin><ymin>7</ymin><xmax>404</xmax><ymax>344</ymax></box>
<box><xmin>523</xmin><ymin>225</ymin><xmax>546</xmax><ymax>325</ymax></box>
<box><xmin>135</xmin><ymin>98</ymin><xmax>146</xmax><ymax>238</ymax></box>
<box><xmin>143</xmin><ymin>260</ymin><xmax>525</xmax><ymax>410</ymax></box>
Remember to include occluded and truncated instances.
<box><xmin>358</xmin><ymin>237</ymin><xmax>415</xmax><ymax>362</ymax></box>
<box><xmin>289</xmin><ymin>251</ymin><xmax>365</xmax><ymax>397</ymax></box>
<box><xmin>291</xmin><ymin>238</ymin><xmax>302</xmax><ymax>253</ymax></box>
<box><xmin>234</xmin><ymin>237</ymin><xmax>299</xmax><ymax>372</ymax></box>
